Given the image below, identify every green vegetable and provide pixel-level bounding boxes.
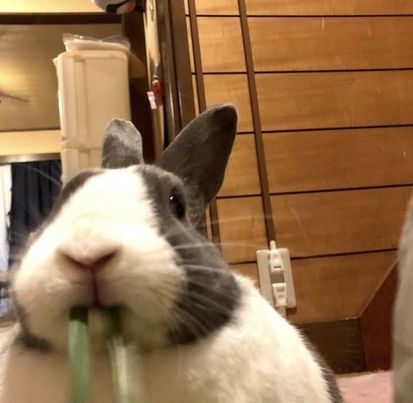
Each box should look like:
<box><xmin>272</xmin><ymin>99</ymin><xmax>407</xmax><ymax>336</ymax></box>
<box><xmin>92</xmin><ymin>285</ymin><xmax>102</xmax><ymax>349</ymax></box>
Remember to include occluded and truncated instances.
<box><xmin>107</xmin><ymin>307</ymin><xmax>133</xmax><ymax>403</ymax></box>
<box><xmin>68</xmin><ymin>307</ymin><xmax>89</xmax><ymax>403</ymax></box>
<box><xmin>68</xmin><ymin>306</ymin><xmax>136</xmax><ymax>403</ymax></box>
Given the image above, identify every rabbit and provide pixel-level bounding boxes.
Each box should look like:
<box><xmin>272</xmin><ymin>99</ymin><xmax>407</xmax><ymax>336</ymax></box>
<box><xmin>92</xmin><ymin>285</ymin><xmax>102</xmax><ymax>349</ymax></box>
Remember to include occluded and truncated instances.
<box><xmin>0</xmin><ymin>104</ymin><xmax>342</xmax><ymax>402</ymax></box>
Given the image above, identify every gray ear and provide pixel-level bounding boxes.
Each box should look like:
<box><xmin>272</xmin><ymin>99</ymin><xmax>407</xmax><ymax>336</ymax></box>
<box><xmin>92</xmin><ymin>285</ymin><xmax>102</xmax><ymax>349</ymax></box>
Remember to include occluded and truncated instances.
<box><xmin>157</xmin><ymin>104</ymin><xmax>237</xmax><ymax>224</ymax></box>
<box><xmin>102</xmin><ymin>119</ymin><xmax>144</xmax><ymax>168</ymax></box>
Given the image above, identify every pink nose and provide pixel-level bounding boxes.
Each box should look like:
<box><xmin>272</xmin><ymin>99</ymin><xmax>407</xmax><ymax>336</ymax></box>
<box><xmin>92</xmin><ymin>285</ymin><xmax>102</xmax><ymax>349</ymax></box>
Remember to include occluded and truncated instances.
<box><xmin>58</xmin><ymin>243</ymin><xmax>119</xmax><ymax>271</ymax></box>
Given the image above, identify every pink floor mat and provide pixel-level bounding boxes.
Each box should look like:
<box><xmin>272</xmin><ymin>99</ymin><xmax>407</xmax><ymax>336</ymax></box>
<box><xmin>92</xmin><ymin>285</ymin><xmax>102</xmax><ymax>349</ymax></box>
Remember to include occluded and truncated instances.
<box><xmin>337</xmin><ymin>371</ymin><xmax>393</xmax><ymax>402</ymax></box>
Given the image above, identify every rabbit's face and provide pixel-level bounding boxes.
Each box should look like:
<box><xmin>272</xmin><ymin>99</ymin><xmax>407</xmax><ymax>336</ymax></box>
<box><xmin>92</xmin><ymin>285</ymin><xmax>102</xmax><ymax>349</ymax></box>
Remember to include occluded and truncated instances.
<box><xmin>12</xmin><ymin>167</ymin><xmax>180</xmax><ymax>351</ymax></box>
<box><xmin>11</xmin><ymin>105</ymin><xmax>240</xmax><ymax>353</ymax></box>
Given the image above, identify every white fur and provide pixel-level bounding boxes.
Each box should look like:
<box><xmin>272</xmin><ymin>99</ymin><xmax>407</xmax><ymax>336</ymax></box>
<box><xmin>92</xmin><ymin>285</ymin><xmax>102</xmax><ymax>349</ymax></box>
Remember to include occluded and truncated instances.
<box><xmin>12</xmin><ymin>168</ymin><xmax>182</xmax><ymax>351</ymax></box>
<box><xmin>0</xmin><ymin>277</ymin><xmax>330</xmax><ymax>403</ymax></box>
<box><xmin>2</xmin><ymin>168</ymin><xmax>333</xmax><ymax>402</ymax></box>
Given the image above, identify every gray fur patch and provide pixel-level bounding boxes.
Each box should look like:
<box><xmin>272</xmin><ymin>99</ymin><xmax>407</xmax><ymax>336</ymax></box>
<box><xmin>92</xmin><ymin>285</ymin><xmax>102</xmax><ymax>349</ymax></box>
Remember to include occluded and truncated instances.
<box><xmin>139</xmin><ymin>165</ymin><xmax>241</xmax><ymax>344</ymax></box>
<box><xmin>157</xmin><ymin>104</ymin><xmax>237</xmax><ymax>225</ymax></box>
<box><xmin>102</xmin><ymin>119</ymin><xmax>143</xmax><ymax>168</ymax></box>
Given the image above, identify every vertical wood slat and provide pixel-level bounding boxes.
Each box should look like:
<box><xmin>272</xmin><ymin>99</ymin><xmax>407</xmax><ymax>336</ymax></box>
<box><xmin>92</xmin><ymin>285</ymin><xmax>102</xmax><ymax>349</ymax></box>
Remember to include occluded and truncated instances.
<box><xmin>237</xmin><ymin>0</ymin><xmax>275</xmax><ymax>242</ymax></box>
<box><xmin>168</xmin><ymin>0</ymin><xmax>197</xmax><ymax>129</ymax></box>
<box><xmin>157</xmin><ymin>0</ymin><xmax>181</xmax><ymax>138</ymax></box>
<box><xmin>187</xmin><ymin>0</ymin><xmax>221</xmax><ymax>242</ymax></box>
<box><xmin>122</xmin><ymin>13</ymin><xmax>155</xmax><ymax>161</ymax></box>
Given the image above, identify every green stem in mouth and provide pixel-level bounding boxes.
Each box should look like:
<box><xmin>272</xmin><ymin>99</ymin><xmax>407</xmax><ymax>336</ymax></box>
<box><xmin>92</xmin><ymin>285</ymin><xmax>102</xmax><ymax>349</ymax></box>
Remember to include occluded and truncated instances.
<box><xmin>68</xmin><ymin>307</ymin><xmax>89</xmax><ymax>403</ymax></box>
<box><xmin>68</xmin><ymin>306</ymin><xmax>137</xmax><ymax>403</ymax></box>
<box><xmin>107</xmin><ymin>306</ymin><xmax>133</xmax><ymax>403</ymax></box>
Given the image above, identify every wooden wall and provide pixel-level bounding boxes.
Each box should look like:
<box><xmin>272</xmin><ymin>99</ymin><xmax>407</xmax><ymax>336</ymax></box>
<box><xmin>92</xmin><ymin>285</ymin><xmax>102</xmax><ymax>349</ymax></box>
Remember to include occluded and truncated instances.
<box><xmin>185</xmin><ymin>0</ymin><xmax>413</xmax><ymax>332</ymax></box>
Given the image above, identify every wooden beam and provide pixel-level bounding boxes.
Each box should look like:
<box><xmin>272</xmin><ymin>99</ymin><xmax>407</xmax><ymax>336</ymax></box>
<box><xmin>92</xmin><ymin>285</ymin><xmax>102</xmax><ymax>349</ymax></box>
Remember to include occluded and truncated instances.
<box><xmin>360</xmin><ymin>261</ymin><xmax>398</xmax><ymax>371</ymax></box>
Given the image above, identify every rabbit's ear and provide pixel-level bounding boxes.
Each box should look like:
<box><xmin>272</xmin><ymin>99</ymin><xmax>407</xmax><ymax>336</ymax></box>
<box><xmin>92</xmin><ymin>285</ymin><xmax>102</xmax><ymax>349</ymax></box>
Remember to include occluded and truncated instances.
<box><xmin>102</xmin><ymin>119</ymin><xmax>144</xmax><ymax>168</ymax></box>
<box><xmin>157</xmin><ymin>104</ymin><xmax>237</xmax><ymax>224</ymax></box>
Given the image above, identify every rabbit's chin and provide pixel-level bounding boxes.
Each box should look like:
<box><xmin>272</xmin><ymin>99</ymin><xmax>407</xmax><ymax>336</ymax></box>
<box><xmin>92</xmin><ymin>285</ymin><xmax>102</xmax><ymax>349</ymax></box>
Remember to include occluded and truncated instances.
<box><xmin>13</xmin><ymin>303</ymin><xmax>171</xmax><ymax>354</ymax></box>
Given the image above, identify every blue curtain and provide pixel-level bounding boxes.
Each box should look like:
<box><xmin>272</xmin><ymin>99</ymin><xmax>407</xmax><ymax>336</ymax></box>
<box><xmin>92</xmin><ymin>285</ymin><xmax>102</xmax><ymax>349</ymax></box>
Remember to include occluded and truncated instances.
<box><xmin>8</xmin><ymin>160</ymin><xmax>62</xmax><ymax>269</ymax></box>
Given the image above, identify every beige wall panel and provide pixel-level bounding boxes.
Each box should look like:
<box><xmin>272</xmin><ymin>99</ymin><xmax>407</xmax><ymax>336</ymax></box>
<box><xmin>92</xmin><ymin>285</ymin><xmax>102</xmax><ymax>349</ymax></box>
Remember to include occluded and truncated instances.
<box><xmin>220</xmin><ymin>134</ymin><xmax>260</xmax><ymax>196</ymax></box>
<box><xmin>245</xmin><ymin>0</ymin><xmax>413</xmax><ymax>16</ymax></box>
<box><xmin>249</xmin><ymin>17</ymin><xmax>413</xmax><ymax>71</ymax></box>
<box><xmin>231</xmin><ymin>263</ymin><xmax>259</xmax><ymax>284</ymax></box>
<box><xmin>185</xmin><ymin>0</ymin><xmax>239</xmax><ymax>15</ymax></box>
<box><xmin>204</xmin><ymin>74</ymin><xmax>252</xmax><ymax>132</ymax></box>
<box><xmin>263</xmin><ymin>128</ymin><xmax>413</xmax><ymax>193</ymax></box>
<box><xmin>197</xmin><ymin>17</ymin><xmax>245</xmax><ymax>72</ymax></box>
<box><xmin>217</xmin><ymin>197</ymin><xmax>267</xmax><ymax>263</ymax></box>
<box><xmin>271</xmin><ymin>187</ymin><xmax>412</xmax><ymax>257</ymax></box>
<box><xmin>256</xmin><ymin>71</ymin><xmax>413</xmax><ymax>131</ymax></box>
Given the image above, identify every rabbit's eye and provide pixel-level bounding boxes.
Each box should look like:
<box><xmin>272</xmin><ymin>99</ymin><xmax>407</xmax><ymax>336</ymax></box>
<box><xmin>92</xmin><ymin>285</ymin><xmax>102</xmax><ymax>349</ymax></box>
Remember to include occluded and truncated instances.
<box><xmin>169</xmin><ymin>194</ymin><xmax>186</xmax><ymax>219</ymax></box>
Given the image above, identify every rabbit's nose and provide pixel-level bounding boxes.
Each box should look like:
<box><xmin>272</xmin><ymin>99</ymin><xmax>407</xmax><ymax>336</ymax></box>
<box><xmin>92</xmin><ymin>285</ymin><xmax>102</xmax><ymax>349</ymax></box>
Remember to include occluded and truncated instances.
<box><xmin>58</xmin><ymin>241</ymin><xmax>120</xmax><ymax>271</ymax></box>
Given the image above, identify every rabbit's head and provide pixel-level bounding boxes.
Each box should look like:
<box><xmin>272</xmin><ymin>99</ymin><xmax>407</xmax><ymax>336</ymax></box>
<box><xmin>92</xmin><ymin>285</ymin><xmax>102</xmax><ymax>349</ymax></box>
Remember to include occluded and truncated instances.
<box><xmin>11</xmin><ymin>105</ymin><xmax>240</xmax><ymax>352</ymax></box>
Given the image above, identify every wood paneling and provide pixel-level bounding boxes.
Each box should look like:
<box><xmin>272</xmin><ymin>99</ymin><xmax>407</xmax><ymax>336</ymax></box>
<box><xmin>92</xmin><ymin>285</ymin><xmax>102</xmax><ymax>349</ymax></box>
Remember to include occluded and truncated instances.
<box><xmin>299</xmin><ymin>319</ymin><xmax>366</xmax><ymax>374</ymax></box>
<box><xmin>249</xmin><ymin>17</ymin><xmax>413</xmax><ymax>71</ymax></box>
<box><xmin>256</xmin><ymin>71</ymin><xmax>413</xmax><ymax>131</ymax></box>
<box><xmin>193</xmin><ymin>16</ymin><xmax>413</xmax><ymax>72</ymax></box>
<box><xmin>289</xmin><ymin>251</ymin><xmax>396</xmax><ymax>324</ymax></box>
<box><xmin>0</xmin><ymin>24</ymin><xmax>121</xmax><ymax>132</ymax></box>
<box><xmin>186</xmin><ymin>0</ymin><xmax>413</xmax><ymax>373</ymax></box>
<box><xmin>217</xmin><ymin>197</ymin><xmax>267</xmax><ymax>263</ymax></box>
<box><xmin>197</xmin><ymin>17</ymin><xmax>245</xmax><ymax>72</ymax></box>
<box><xmin>231</xmin><ymin>263</ymin><xmax>259</xmax><ymax>284</ymax></box>
<box><xmin>245</xmin><ymin>0</ymin><xmax>413</xmax><ymax>16</ymax></box>
<box><xmin>204</xmin><ymin>74</ymin><xmax>253</xmax><ymax>132</ymax></box>
<box><xmin>220</xmin><ymin>134</ymin><xmax>260</xmax><ymax>196</ymax></box>
<box><xmin>0</xmin><ymin>130</ymin><xmax>60</xmax><ymax>156</ymax></box>
<box><xmin>271</xmin><ymin>187</ymin><xmax>411</xmax><ymax>257</ymax></box>
<box><xmin>185</xmin><ymin>0</ymin><xmax>239</xmax><ymax>15</ymax></box>
<box><xmin>263</xmin><ymin>128</ymin><xmax>413</xmax><ymax>193</ymax></box>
